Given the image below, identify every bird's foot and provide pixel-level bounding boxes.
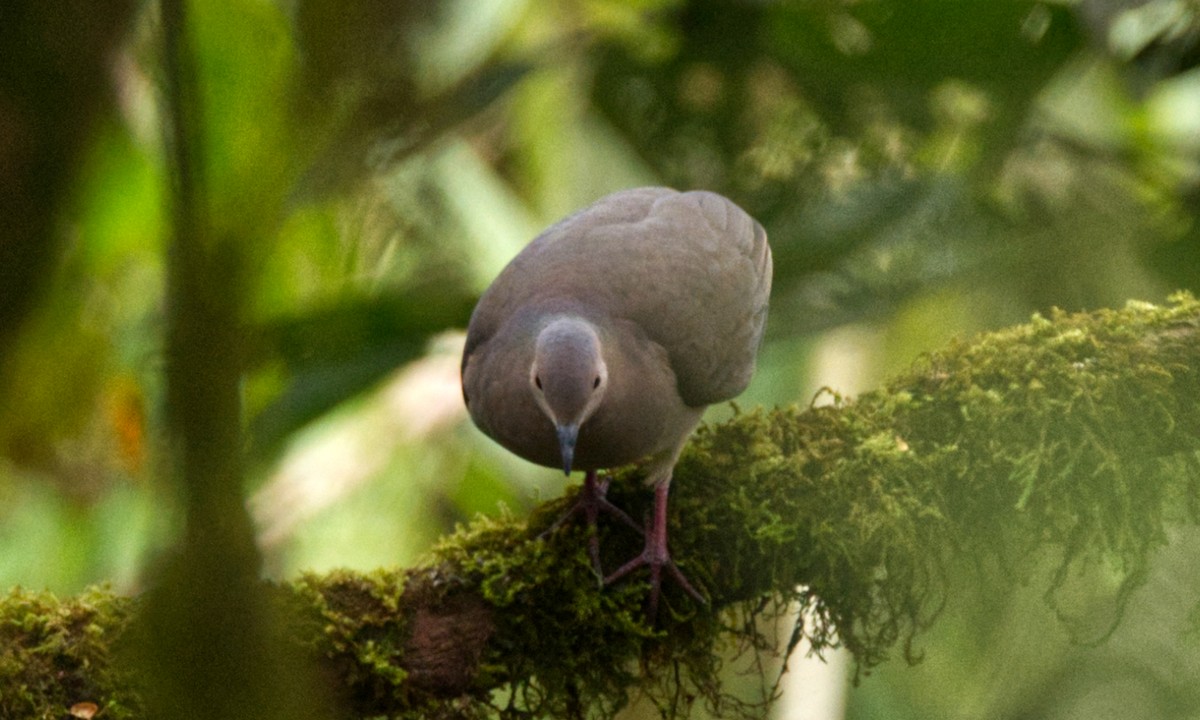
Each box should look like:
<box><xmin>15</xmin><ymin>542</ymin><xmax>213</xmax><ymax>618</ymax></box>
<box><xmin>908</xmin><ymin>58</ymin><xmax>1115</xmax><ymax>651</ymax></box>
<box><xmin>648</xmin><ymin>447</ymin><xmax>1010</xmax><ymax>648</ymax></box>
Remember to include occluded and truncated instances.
<box><xmin>541</xmin><ymin>469</ymin><xmax>641</xmax><ymax>578</ymax></box>
<box><xmin>603</xmin><ymin>482</ymin><xmax>707</xmax><ymax>616</ymax></box>
<box><xmin>603</xmin><ymin>535</ymin><xmax>706</xmax><ymax>617</ymax></box>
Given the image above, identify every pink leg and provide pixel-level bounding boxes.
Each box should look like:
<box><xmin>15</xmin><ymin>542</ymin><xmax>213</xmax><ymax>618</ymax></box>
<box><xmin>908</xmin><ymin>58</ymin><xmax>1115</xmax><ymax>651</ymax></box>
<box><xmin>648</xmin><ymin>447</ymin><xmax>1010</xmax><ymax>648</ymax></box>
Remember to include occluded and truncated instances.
<box><xmin>543</xmin><ymin>469</ymin><xmax>641</xmax><ymax>577</ymax></box>
<box><xmin>604</xmin><ymin>481</ymin><xmax>706</xmax><ymax>616</ymax></box>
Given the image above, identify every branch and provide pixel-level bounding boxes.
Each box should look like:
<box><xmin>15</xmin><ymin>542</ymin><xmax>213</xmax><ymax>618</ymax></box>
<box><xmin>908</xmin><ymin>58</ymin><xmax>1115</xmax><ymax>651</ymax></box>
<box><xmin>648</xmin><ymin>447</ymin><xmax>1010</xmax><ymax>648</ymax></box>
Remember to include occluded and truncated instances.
<box><xmin>4</xmin><ymin>294</ymin><xmax>1199</xmax><ymax>719</ymax></box>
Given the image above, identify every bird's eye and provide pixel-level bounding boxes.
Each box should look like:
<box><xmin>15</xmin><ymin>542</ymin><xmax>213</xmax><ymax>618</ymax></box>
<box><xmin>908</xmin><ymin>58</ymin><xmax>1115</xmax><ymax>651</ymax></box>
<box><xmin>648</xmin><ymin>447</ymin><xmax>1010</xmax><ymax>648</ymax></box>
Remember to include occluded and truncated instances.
<box><xmin>535</xmin><ymin>376</ymin><xmax>543</xmax><ymax>390</ymax></box>
<box><xmin>593</xmin><ymin>376</ymin><xmax>601</xmax><ymax>389</ymax></box>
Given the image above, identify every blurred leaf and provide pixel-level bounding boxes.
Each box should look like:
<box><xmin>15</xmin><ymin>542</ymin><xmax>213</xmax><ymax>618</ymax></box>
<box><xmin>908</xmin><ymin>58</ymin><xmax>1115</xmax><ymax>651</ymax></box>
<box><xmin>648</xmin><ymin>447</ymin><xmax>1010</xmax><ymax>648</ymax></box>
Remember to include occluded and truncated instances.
<box><xmin>291</xmin><ymin>0</ymin><xmax>533</xmax><ymax>200</ymax></box>
<box><xmin>766</xmin><ymin>2</ymin><xmax>1080</xmax><ymax>134</ymax></box>
<box><xmin>246</xmin><ymin>286</ymin><xmax>477</xmax><ymax>457</ymax></box>
<box><xmin>1077</xmin><ymin>0</ymin><xmax>1200</xmax><ymax>94</ymax></box>
<box><xmin>1146</xmin><ymin>202</ymin><xmax>1200</xmax><ymax>293</ymax></box>
<box><xmin>294</xmin><ymin>0</ymin><xmax>437</xmax><ymax>88</ymax></box>
<box><xmin>0</xmin><ymin>0</ymin><xmax>136</xmax><ymax>362</ymax></box>
<box><xmin>191</xmin><ymin>0</ymin><xmax>299</xmax><ymax>246</ymax></box>
<box><xmin>586</xmin><ymin>0</ymin><xmax>1200</xmax><ymax>330</ymax></box>
<box><xmin>768</xmin><ymin>174</ymin><xmax>1000</xmax><ymax>334</ymax></box>
<box><xmin>294</xmin><ymin>60</ymin><xmax>534</xmax><ymax>200</ymax></box>
<box><xmin>592</xmin><ymin>0</ymin><xmax>1084</xmax><ymax>196</ymax></box>
<box><xmin>0</xmin><ymin>283</ymin><xmax>112</xmax><ymax>483</ymax></box>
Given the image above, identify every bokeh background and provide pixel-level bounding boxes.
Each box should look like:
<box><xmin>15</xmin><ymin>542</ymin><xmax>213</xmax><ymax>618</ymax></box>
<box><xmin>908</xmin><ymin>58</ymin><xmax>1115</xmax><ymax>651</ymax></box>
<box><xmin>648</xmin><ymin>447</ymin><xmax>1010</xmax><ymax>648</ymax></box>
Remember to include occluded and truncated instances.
<box><xmin>3</xmin><ymin>0</ymin><xmax>1199</xmax><ymax>717</ymax></box>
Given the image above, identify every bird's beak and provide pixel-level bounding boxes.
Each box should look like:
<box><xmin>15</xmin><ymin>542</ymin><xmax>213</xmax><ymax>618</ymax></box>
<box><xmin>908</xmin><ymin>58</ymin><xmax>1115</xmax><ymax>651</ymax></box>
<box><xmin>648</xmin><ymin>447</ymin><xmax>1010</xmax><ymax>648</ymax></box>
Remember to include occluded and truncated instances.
<box><xmin>556</xmin><ymin>423</ymin><xmax>579</xmax><ymax>476</ymax></box>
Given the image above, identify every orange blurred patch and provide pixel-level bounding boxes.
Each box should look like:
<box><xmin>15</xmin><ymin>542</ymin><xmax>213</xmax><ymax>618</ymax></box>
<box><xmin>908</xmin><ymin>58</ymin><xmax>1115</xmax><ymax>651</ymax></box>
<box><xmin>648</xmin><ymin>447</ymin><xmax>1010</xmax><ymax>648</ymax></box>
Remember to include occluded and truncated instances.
<box><xmin>106</xmin><ymin>376</ymin><xmax>146</xmax><ymax>475</ymax></box>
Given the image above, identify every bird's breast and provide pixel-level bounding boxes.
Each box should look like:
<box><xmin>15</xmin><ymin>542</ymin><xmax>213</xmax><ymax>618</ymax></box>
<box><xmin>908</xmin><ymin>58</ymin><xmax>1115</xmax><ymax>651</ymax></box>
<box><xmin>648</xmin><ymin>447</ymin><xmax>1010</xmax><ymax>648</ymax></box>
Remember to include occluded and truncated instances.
<box><xmin>475</xmin><ymin>395</ymin><xmax>682</xmax><ymax>472</ymax></box>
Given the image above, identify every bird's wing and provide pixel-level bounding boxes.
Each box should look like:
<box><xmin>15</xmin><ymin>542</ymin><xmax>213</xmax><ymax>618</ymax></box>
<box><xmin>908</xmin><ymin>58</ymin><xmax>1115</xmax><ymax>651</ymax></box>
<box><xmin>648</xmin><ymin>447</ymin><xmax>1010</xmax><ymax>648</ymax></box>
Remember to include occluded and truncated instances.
<box><xmin>614</xmin><ymin>190</ymin><xmax>772</xmax><ymax>406</ymax></box>
<box><xmin>462</xmin><ymin>188</ymin><xmax>676</xmax><ymax>364</ymax></box>
<box><xmin>464</xmin><ymin>188</ymin><xmax>772</xmax><ymax>407</ymax></box>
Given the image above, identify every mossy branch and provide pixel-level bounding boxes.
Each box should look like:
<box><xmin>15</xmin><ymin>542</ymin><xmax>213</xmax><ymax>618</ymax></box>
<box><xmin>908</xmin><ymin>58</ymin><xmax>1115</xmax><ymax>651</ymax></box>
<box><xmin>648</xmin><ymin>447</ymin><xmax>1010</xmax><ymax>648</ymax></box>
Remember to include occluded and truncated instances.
<box><xmin>4</xmin><ymin>294</ymin><xmax>1200</xmax><ymax>719</ymax></box>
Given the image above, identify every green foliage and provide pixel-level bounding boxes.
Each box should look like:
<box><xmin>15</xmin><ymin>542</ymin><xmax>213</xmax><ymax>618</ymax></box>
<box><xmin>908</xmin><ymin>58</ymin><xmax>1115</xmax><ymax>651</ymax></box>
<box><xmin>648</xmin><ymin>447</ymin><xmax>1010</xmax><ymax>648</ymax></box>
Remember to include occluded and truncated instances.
<box><xmin>3</xmin><ymin>0</ymin><xmax>1200</xmax><ymax>717</ymax></box>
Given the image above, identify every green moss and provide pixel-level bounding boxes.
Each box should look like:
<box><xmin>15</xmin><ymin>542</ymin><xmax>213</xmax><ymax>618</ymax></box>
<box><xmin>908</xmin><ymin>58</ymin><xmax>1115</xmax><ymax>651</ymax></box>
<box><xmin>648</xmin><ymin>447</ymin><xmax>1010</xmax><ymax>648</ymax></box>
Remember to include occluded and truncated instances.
<box><xmin>4</xmin><ymin>294</ymin><xmax>1200</xmax><ymax>719</ymax></box>
<box><xmin>288</xmin><ymin>567</ymin><xmax>413</xmax><ymax>705</ymax></box>
<box><xmin>0</xmin><ymin>586</ymin><xmax>143</xmax><ymax>720</ymax></box>
<box><xmin>357</xmin><ymin>294</ymin><xmax>1199</xmax><ymax>716</ymax></box>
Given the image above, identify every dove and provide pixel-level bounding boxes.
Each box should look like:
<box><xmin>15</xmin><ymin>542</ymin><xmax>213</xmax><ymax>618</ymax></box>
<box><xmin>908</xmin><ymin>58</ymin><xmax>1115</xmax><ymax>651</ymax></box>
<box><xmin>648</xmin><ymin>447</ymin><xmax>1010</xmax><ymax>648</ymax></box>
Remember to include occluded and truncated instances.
<box><xmin>461</xmin><ymin>187</ymin><xmax>771</xmax><ymax>613</ymax></box>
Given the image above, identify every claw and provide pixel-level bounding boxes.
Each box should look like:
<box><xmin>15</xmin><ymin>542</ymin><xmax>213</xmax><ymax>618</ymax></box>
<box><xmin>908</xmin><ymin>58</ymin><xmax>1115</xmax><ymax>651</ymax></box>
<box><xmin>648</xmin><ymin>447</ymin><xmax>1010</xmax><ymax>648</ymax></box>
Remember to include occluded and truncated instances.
<box><xmin>540</xmin><ymin>469</ymin><xmax>641</xmax><ymax>578</ymax></box>
<box><xmin>603</xmin><ymin>481</ymin><xmax>707</xmax><ymax>616</ymax></box>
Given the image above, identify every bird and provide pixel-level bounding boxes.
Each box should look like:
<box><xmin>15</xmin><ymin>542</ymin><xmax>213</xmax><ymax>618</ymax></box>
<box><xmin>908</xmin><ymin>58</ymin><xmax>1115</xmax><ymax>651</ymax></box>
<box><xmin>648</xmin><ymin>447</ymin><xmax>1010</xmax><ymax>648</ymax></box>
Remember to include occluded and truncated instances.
<box><xmin>461</xmin><ymin>187</ymin><xmax>772</xmax><ymax>614</ymax></box>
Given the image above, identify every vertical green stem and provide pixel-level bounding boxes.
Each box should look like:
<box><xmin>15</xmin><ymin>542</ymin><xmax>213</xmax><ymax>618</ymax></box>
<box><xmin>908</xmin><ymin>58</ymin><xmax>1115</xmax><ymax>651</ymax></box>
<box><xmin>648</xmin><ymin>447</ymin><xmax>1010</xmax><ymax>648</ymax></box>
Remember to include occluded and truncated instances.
<box><xmin>149</xmin><ymin>2</ymin><xmax>285</xmax><ymax>718</ymax></box>
<box><xmin>160</xmin><ymin>0</ymin><xmax>254</xmax><ymax>564</ymax></box>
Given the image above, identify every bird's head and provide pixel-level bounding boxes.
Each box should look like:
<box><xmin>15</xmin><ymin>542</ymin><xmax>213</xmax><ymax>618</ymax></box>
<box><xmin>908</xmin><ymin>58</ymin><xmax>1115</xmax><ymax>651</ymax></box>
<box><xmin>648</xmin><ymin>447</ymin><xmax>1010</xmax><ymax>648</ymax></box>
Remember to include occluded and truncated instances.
<box><xmin>531</xmin><ymin>317</ymin><xmax>609</xmax><ymax>475</ymax></box>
